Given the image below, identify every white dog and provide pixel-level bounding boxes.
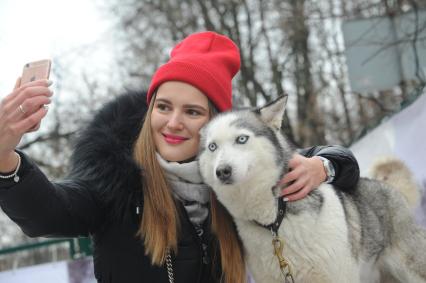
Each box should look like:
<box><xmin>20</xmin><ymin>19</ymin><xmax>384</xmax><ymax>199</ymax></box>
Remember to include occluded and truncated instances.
<box><xmin>198</xmin><ymin>96</ymin><xmax>426</xmax><ymax>283</ymax></box>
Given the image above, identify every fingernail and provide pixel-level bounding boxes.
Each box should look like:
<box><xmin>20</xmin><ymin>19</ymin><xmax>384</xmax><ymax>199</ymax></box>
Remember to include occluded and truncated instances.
<box><xmin>283</xmin><ymin>197</ymin><xmax>289</xmax><ymax>202</ymax></box>
<box><xmin>48</xmin><ymin>89</ymin><xmax>54</xmax><ymax>96</ymax></box>
<box><xmin>47</xmin><ymin>80</ymin><xmax>53</xmax><ymax>86</ymax></box>
<box><xmin>43</xmin><ymin>105</ymin><xmax>49</xmax><ymax>110</ymax></box>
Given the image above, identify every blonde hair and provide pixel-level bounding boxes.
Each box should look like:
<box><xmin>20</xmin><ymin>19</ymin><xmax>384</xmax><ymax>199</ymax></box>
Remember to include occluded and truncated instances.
<box><xmin>133</xmin><ymin>94</ymin><xmax>246</xmax><ymax>282</ymax></box>
<box><xmin>133</xmin><ymin>97</ymin><xmax>179</xmax><ymax>264</ymax></box>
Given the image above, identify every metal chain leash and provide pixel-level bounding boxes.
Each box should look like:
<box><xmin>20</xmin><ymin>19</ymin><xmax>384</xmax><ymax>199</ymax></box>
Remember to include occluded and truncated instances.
<box><xmin>165</xmin><ymin>233</ymin><xmax>295</xmax><ymax>283</ymax></box>
<box><xmin>165</xmin><ymin>248</ymin><xmax>175</xmax><ymax>283</ymax></box>
<box><xmin>271</xmin><ymin>233</ymin><xmax>295</xmax><ymax>283</ymax></box>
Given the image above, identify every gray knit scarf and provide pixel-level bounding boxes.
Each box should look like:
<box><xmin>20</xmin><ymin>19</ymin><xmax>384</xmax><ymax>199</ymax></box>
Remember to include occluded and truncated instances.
<box><xmin>156</xmin><ymin>153</ymin><xmax>211</xmax><ymax>228</ymax></box>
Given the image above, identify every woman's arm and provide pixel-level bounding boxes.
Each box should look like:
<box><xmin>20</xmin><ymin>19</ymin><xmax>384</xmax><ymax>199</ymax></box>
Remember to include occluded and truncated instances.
<box><xmin>298</xmin><ymin>145</ymin><xmax>360</xmax><ymax>189</ymax></box>
<box><xmin>0</xmin><ymin>151</ymin><xmax>105</xmax><ymax>238</ymax></box>
<box><xmin>280</xmin><ymin>145</ymin><xmax>360</xmax><ymax>201</ymax></box>
<box><xmin>0</xmin><ymin>82</ymin><xmax>147</xmax><ymax>238</ymax></box>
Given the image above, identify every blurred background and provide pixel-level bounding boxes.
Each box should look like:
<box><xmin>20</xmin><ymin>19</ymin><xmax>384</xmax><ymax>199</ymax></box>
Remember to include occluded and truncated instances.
<box><xmin>0</xmin><ymin>0</ymin><xmax>425</xmax><ymax>282</ymax></box>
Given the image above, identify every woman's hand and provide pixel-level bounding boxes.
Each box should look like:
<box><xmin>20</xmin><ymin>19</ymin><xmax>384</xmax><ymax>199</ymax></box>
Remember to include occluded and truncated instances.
<box><xmin>279</xmin><ymin>153</ymin><xmax>327</xmax><ymax>201</ymax></box>
<box><xmin>0</xmin><ymin>78</ymin><xmax>52</xmax><ymax>166</ymax></box>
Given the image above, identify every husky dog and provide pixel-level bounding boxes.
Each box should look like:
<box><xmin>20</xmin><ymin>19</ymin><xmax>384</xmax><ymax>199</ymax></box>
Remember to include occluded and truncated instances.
<box><xmin>368</xmin><ymin>156</ymin><xmax>423</xmax><ymax>283</ymax></box>
<box><xmin>369</xmin><ymin>156</ymin><xmax>421</xmax><ymax>210</ymax></box>
<box><xmin>198</xmin><ymin>96</ymin><xmax>426</xmax><ymax>283</ymax></box>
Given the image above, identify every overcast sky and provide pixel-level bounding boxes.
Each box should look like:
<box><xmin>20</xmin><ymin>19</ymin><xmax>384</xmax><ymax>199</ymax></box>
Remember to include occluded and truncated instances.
<box><xmin>0</xmin><ymin>0</ymin><xmax>112</xmax><ymax>97</ymax></box>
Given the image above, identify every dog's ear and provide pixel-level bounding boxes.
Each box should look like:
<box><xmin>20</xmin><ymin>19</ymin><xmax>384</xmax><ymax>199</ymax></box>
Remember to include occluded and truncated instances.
<box><xmin>257</xmin><ymin>95</ymin><xmax>288</xmax><ymax>129</ymax></box>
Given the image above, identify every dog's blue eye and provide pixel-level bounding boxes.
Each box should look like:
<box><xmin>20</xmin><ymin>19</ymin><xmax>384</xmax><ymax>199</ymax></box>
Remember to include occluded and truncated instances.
<box><xmin>236</xmin><ymin>135</ymin><xmax>249</xmax><ymax>144</ymax></box>
<box><xmin>208</xmin><ymin>142</ymin><xmax>217</xmax><ymax>152</ymax></box>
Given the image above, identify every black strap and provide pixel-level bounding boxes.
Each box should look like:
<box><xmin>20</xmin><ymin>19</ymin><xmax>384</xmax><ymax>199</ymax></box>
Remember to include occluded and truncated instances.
<box><xmin>254</xmin><ymin>197</ymin><xmax>287</xmax><ymax>234</ymax></box>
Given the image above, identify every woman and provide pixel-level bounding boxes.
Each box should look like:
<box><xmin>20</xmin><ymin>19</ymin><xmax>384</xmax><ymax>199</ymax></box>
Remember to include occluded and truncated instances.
<box><xmin>0</xmin><ymin>31</ymin><xmax>359</xmax><ymax>283</ymax></box>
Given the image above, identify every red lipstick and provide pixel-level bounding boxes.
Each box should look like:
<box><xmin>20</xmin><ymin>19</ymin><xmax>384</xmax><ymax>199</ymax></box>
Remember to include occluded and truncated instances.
<box><xmin>163</xmin><ymin>133</ymin><xmax>188</xmax><ymax>144</ymax></box>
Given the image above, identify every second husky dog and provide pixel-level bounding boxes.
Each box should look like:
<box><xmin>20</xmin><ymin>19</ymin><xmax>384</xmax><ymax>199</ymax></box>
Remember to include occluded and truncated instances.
<box><xmin>198</xmin><ymin>96</ymin><xmax>426</xmax><ymax>283</ymax></box>
<box><xmin>370</xmin><ymin>156</ymin><xmax>421</xmax><ymax>210</ymax></box>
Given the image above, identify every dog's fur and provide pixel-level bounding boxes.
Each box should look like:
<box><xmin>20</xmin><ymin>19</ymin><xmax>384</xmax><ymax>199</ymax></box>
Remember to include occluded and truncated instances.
<box><xmin>198</xmin><ymin>96</ymin><xmax>426</xmax><ymax>283</ymax></box>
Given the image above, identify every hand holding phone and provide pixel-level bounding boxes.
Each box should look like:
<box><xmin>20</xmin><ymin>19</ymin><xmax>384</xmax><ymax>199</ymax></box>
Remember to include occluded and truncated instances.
<box><xmin>0</xmin><ymin>60</ymin><xmax>52</xmax><ymax>160</ymax></box>
<box><xmin>20</xmin><ymin>59</ymin><xmax>51</xmax><ymax>87</ymax></box>
<box><xmin>18</xmin><ymin>59</ymin><xmax>52</xmax><ymax>132</ymax></box>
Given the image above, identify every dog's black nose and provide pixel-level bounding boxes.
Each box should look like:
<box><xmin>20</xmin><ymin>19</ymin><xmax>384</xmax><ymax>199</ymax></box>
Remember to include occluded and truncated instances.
<box><xmin>216</xmin><ymin>165</ymin><xmax>232</xmax><ymax>182</ymax></box>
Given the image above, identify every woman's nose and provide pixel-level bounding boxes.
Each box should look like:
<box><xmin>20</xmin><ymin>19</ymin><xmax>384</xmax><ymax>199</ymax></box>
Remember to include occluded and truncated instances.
<box><xmin>167</xmin><ymin>112</ymin><xmax>184</xmax><ymax>130</ymax></box>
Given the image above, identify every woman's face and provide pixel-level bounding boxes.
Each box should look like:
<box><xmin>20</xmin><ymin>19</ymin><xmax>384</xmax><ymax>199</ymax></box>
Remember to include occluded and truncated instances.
<box><xmin>151</xmin><ymin>81</ymin><xmax>211</xmax><ymax>162</ymax></box>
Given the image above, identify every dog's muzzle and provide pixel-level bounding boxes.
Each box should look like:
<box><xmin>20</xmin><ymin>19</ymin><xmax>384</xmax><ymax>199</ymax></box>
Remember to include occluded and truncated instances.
<box><xmin>216</xmin><ymin>165</ymin><xmax>233</xmax><ymax>184</ymax></box>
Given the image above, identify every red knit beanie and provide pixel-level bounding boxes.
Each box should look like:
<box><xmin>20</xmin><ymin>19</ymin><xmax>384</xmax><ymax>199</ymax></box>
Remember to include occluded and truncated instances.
<box><xmin>147</xmin><ymin>31</ymin><xmax>240</xmax><ymax>112</ymax></box>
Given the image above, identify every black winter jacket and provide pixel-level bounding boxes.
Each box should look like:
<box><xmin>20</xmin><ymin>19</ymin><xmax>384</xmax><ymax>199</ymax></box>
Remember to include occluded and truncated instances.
<box><xmin>0</xmin><ymin>92</ymin><xmax>359</xmax><ymax>283</ymax></box>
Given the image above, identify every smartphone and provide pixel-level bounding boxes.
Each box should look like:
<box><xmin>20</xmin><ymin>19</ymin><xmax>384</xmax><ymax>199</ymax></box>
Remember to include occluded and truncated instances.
<box><xmin>20</xmin><ymin>59</ymin><xmax>51</xmax><ymax>86</ymax></box>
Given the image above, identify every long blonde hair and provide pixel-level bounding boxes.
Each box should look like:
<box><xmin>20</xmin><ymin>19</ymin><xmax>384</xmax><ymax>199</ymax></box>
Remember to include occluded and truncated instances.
<box><xmin>133</xmin><ymin>94</ymin><xmax>246</xmax><ymax>282</ymax></box>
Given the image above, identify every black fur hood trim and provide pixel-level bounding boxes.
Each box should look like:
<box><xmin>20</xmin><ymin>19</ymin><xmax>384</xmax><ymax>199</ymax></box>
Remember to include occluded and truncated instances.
<box><xmin>65</xmin><ymin>91</ymin><xmax>148</xmax><ymax>219</ymax></box>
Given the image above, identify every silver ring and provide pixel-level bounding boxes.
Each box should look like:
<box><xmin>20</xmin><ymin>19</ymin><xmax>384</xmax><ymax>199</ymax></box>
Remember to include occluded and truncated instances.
<box><xmin>19</xmin><ymin>104</ymin><xmax>26</xmax><ymax>114</ymax></box>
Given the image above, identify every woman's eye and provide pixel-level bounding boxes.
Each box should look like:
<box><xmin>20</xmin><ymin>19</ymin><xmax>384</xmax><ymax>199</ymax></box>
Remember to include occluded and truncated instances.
<box><xmin>187</xmin><ymin>109</ymin><xmax>201</xmax><ymax>116</ymax></box>
<box><xmin>157</xmin><ymin>104</ymin><xmax>170</xmax><ymax>111</ymax></box>
<box><xmin>208</xmin><ymin>142</ymin><xmax>217</xmax><ymax>152</ymax></box>
<box><xmin>236</xmin><ymin>135</ymin><xmax>249</xmax><ymax>144</ymax></box>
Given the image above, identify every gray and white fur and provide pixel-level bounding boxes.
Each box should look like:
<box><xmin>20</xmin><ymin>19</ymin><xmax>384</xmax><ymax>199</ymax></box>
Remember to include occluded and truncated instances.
<box><xmin>198</xmin><ymin>96</ymin><xmax>426</xmax><ymax>283</ymax></box>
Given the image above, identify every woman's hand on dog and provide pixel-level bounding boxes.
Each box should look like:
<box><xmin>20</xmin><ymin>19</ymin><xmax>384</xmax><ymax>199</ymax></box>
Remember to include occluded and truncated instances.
<box><xmin>279</xmin><ymin>154</ymin><xmax>327</xmax><ymax>201</ymax></box>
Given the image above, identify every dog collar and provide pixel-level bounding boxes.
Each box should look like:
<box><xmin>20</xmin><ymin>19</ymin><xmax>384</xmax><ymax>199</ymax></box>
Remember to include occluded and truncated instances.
<box><xmin>254</xmin><ymin>196</ymin><xmax>287</xmax><ymax>235</ymax></box>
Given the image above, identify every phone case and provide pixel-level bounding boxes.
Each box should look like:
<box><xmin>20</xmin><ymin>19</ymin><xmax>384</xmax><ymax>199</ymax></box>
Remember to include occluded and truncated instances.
<box><xmin>20</xmin><ymin>59</ymin><xmax>51</xmax><ymax>86</ymax></box>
